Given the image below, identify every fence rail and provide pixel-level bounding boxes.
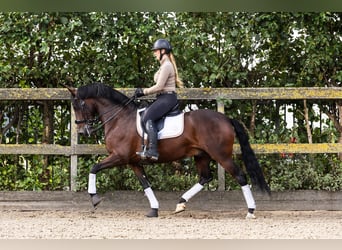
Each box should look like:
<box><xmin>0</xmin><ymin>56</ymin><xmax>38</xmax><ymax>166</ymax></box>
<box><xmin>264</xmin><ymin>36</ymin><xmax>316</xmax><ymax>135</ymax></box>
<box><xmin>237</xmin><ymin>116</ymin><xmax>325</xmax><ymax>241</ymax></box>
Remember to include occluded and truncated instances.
<box><xmin>1</xmin><ymin>143</ymin><xmax>342</xmax><ymax>155</ymax></box>
<box><xmin>1</xmin><ymin>87</ymin><xmax>341</xmax><ymax>191</ymax></box>
<box><xmin>1</xmin><ymin>87</ymin><xmax>342</xmax><ymax>100</ymax></box>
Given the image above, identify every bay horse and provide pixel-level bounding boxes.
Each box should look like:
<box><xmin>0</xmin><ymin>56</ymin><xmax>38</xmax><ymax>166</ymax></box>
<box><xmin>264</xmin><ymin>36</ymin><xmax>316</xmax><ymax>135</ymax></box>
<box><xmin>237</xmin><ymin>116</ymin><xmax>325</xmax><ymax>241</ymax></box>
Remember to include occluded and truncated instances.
<box><xmin>66</xmin><ymin>82</ymin><xmax>270</xmax><ymax>218</ymax></box>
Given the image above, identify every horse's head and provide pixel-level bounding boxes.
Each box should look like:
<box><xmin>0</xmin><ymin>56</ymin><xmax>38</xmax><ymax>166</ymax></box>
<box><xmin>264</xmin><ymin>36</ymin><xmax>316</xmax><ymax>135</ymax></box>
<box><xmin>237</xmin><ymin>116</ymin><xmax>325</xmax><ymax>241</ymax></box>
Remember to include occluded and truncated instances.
<box><xmin>64</xmin><ymin>82</ymin><xmax>136</xmax><ymax>137</ymax></box>
<box><xmin>65</xmin><ymin>85</ymin><xmax>97</xmax><ymax>136</ymax></box>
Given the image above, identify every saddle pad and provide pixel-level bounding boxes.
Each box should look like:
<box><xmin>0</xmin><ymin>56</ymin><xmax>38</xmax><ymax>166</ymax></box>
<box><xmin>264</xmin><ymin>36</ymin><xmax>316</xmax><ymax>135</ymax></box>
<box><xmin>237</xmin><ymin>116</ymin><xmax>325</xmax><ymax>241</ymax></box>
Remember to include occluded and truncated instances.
<box><xmin>136</xmin><ymin>108</ymin><xmax>185</xmax><ymax>140</ymax></box>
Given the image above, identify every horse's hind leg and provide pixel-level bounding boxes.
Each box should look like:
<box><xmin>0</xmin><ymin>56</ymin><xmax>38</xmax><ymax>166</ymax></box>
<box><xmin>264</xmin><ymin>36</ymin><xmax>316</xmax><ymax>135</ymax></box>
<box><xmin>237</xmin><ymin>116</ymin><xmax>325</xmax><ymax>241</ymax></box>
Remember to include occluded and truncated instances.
<box><xmin>220</xmin><ymin>158</ymin><xmax>256</xmax><ymax>219</ymax></box>
<box><xmin>174</xmin><ymin>153</ymin><xmax>213</xmax><ymax>214</ymax></box>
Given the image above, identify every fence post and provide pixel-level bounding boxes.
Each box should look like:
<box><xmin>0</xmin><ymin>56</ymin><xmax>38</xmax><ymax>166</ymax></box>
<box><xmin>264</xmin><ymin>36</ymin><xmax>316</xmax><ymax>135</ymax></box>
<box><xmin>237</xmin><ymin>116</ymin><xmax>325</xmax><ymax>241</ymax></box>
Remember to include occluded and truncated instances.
<box><xmin>70</xmin><ymin>105</ymin><xmax>78</xmax><ymax>191</ymax></box>
<box><xmin>216</xmin><ymin>100</ymin><xmax>225</xmax><ymax>191</ymax></box>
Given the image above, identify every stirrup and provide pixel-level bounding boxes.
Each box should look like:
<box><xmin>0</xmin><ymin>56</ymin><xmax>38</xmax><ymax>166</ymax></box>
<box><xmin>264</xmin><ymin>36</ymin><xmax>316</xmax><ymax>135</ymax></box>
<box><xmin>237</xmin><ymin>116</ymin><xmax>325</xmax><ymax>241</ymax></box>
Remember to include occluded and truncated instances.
<box><xmin>136</xmin><ymin>144</ymin><xmax>147</xmax><ymax>159</ymax></box>
<box><xmin>136</xmin><ymin>150</ymin><xmax>158</xmax><ymax>161</ymax></box>
<box><xmin>136</xmin><ymin>150</ymin><xmax>148</xmax><ymax>160</ymax></box>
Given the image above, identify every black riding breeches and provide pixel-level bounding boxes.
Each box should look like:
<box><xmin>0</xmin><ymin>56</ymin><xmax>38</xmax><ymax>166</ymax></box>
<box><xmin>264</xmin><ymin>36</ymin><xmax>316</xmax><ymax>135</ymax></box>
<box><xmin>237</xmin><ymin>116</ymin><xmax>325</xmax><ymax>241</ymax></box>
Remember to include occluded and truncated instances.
<box><xmin>142</xmin><ymin>93</ymin><xmax>178</xmax><ymax>124</ymax></box>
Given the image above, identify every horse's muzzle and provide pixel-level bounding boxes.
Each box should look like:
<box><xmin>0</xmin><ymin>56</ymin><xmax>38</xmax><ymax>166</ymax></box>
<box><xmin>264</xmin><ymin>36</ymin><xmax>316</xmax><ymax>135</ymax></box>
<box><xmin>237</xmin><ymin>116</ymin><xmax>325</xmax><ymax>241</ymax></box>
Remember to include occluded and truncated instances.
<box><xmin>77</xmin><ymin>125</ymin><xmax>92</xmax><ymax>137</ymax></box>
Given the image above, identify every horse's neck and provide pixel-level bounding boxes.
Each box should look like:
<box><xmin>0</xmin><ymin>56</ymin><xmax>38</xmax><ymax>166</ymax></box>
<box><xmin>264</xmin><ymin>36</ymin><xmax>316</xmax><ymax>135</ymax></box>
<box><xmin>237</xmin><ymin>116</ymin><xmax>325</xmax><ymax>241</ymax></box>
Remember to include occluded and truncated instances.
<box><xmin>99</xmin><ymin>103</ymin><xmax>136</xmax><ymax>130</ymax></box>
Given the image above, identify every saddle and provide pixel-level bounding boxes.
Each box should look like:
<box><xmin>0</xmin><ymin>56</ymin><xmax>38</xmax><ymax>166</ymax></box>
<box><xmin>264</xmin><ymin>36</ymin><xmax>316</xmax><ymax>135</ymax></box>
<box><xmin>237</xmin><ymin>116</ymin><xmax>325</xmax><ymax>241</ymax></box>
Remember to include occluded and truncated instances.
<box><xmin>136</xmin><ymin>103</ymin><xmax>184</xmax><ymax>140</ymax></box>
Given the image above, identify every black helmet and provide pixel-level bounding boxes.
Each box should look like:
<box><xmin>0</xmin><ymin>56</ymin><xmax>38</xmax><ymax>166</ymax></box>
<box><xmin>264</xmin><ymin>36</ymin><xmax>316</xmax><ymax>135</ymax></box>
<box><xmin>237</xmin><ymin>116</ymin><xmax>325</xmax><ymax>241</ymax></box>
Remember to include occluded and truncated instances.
<box><xmin>151</xmin><ymin>39</ymin><xmax>172</xmax><ymax>53</ymax></box>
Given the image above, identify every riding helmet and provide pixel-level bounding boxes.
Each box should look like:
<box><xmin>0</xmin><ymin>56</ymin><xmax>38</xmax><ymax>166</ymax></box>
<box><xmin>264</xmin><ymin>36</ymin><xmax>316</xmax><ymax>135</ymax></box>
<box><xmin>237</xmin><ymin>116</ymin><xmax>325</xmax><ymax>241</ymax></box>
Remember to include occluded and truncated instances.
<box><xmin>151</xmin><ymin>39</ymin><xmax>172</xmax><ymax>53</ymax></box>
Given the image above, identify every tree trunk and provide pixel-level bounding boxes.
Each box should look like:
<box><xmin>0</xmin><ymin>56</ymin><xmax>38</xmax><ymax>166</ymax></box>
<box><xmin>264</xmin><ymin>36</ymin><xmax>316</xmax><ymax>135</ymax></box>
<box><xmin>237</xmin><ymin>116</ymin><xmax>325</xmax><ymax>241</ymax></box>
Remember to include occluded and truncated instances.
<box><xmin>42</xmin><ymin>101</ymin><xmax>54</xmax><ymax>144</ymax></box>
<box><xmin>303</xmin><ymin>100</ymin><xmax>313</xmax><ymax>144</ymax></box>
<box><xmin>41</xmin><ymin>101</ymin><xmax>54</xmax><ymax>189</ymax></box>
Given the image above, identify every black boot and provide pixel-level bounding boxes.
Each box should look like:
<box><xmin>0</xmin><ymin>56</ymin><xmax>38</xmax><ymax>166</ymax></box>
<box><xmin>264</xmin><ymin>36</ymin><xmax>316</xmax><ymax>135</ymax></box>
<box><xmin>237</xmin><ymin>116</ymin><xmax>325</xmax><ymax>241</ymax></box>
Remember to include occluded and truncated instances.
<box><xmin>144</xmin><ymin>120</ymin><xmax>159</xmax><ymax>161</ymax></box>
<box><xmin>136</xmin><ymin>120</ymin><xmax>159</xmax><ymax>160</ymax></box>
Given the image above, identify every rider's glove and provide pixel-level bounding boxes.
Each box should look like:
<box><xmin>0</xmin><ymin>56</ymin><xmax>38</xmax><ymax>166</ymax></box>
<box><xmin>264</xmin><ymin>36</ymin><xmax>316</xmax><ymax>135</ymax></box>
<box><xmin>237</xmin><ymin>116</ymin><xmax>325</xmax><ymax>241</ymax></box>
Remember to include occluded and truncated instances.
<box><xmin>135</xmin><ymin>88</ymin><xmax>145</xmax><ymax>98</ymax></box>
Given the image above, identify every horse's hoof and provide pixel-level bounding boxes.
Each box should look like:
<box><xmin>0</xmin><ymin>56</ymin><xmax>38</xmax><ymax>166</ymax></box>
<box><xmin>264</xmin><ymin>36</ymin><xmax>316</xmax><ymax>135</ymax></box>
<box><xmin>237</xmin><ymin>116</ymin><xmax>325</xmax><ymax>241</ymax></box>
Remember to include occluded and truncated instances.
<box><xmin>246</xmin><ymin>212</ymin><xmax>256</xmax><ymax>219</ymax></box>
<box><xmin>174</xmin><ymin>202</ymin><xmax>186</xmax><ymax>214</ymax></box>
<box><xmin>146</xmin><ymin>208</ymin><xmax>158</xmax><ymax>218</ymax></box>
<box><xmin>90</xmin><ymin>194</ymin><xmax>103</xmax><ymax>209</ymax></box>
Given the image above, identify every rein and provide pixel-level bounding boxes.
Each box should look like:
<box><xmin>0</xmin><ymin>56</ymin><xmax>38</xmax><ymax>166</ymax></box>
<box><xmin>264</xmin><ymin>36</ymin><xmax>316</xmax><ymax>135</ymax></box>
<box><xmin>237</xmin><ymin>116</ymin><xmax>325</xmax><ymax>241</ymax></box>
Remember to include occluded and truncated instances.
<box><xmin>76</xmin><ymin>95</ymin><xmax>136</xmax><ymax>135</ymax></box>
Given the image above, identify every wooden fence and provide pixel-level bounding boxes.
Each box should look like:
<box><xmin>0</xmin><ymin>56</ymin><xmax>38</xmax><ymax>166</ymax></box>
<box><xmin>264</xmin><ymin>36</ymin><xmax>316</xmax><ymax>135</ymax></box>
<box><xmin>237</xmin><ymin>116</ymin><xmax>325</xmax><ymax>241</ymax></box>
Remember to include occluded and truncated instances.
<box><xmin>1</xmin><ymin>87</ymin><xmax>342</xmax><ymax>191</ymax></box>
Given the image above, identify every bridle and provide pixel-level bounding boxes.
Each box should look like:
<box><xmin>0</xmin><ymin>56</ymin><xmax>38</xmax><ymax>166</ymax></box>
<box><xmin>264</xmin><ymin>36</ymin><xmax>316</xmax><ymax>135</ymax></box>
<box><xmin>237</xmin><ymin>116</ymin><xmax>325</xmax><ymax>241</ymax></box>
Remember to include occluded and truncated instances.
<box><xmin>74</xmin><ymin>95</ymin><xmax>136</xmax><ymax>136</ymax></box>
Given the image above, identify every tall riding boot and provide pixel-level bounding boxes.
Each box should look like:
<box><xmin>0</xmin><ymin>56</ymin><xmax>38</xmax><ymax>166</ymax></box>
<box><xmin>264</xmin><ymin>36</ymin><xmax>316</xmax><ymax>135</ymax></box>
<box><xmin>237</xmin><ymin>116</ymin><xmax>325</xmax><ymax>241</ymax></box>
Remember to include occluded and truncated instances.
<box><xmin>145</xmin><ymin>120</ymin><xmax>159</xmax><ymax>161</ymax></box>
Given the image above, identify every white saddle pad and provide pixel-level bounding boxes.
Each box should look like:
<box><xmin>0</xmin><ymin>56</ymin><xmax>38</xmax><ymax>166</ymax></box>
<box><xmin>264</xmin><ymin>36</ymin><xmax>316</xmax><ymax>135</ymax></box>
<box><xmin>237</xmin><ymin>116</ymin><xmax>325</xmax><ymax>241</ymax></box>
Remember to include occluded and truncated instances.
<box><xmin>136</xmin><ymin>108</ymin><xmax>184</xmax><ymax>140</ymax></box>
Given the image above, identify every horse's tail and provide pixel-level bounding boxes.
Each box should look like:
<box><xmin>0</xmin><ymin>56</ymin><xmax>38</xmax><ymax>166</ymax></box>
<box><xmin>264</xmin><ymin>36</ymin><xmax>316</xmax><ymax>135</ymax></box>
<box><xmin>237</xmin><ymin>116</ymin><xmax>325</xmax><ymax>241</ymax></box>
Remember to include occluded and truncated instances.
<box><xmin>230</xmin><ymin>118</ymin><xmax>271</xmax><ymax>195</ymax></box>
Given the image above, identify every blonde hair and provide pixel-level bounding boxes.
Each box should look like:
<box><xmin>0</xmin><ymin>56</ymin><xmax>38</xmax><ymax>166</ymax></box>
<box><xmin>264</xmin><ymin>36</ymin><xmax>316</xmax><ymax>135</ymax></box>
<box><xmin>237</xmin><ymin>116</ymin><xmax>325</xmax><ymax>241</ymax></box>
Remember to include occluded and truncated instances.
<box><xmin>169</xmin><ymin>53</ymin><xmax>184</xmax><ymax>88</ymax></box>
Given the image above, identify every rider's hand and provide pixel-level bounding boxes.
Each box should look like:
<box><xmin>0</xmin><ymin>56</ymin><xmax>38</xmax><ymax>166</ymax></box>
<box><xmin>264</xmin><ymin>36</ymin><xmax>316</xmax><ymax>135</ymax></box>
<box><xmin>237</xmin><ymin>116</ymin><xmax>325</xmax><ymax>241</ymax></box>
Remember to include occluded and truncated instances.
<box><xmin>135</xmin><ymin>88</ymin><xmax>145</xmax><ymax>98</ymax></box>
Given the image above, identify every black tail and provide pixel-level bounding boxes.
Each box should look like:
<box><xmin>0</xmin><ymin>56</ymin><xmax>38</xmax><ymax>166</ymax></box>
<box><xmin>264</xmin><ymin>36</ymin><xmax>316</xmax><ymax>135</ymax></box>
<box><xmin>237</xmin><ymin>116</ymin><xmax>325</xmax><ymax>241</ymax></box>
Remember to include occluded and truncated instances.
<box><xmin>230</xmin><ymin>119</ymin><xmax>271</xmax><ymax>194</ymax></box>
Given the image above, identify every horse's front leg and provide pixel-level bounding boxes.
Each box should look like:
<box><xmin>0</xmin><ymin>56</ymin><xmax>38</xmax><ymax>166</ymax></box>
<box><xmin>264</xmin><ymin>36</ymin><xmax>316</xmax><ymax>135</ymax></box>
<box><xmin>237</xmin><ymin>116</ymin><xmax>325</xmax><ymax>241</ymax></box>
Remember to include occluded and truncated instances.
<box><xmin>88</xmin><ymin>154</ymin><xmax>121</xmax><ymax>209</ymax></box>
<box><xmin>131</xmin><ymin>165</ymin><xmax>159</xmax><ymax>217</ymax></box>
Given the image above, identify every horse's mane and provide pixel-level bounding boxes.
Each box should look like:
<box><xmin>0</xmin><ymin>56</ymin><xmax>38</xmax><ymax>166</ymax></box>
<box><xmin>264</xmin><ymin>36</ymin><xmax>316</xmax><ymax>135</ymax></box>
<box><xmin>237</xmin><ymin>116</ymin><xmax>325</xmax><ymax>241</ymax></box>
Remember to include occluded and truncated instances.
<box><xmin>77</xmin><ymin>82</ymin><xmax>135</xmax><ymax>107</ymax></box>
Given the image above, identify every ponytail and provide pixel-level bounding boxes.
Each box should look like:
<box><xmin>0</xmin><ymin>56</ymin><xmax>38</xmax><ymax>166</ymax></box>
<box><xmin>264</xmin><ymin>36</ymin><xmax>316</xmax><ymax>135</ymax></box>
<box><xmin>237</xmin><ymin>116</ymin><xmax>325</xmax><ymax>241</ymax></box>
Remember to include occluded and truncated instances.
<box><xmin>169</xmin><ymin>53</ymin><xmax>184</xmax><ymax>88</ymax></box>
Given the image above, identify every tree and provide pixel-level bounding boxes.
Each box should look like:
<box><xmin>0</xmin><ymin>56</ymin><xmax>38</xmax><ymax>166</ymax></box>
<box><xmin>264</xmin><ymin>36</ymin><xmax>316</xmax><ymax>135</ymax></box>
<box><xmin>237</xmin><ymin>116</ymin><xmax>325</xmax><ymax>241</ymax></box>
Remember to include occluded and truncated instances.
<box><xmin>0</xmin><ymin>12</ymin><xmax>341</xmax><ymax>191</ymax></box>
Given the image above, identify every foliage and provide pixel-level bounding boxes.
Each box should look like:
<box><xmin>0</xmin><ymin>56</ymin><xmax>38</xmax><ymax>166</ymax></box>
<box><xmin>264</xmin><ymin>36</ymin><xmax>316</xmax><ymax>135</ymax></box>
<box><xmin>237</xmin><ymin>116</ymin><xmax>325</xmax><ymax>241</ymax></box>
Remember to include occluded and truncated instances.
<box><xmin>0</xmin><ymin>12</ymin><xmax>341</xmax><ymax>192</ymax></box>
<box><xmin>0</xmin><ymin>155</ymin><xmax>70</xmax><ymax>190</ymax></box>
<box><xmin>265</xmin><ymin>154</ymin><xmax>342</xmax><ymax>191</ymax></box>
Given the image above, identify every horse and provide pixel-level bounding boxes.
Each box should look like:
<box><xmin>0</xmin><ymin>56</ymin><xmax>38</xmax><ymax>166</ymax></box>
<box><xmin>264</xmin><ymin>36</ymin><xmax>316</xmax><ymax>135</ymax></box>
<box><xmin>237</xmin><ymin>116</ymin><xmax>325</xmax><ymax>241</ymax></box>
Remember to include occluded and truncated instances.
<box><xmin>65</xmin><ymin>82</ymin><xmax>270</xmax><ymax>218</ymax></box>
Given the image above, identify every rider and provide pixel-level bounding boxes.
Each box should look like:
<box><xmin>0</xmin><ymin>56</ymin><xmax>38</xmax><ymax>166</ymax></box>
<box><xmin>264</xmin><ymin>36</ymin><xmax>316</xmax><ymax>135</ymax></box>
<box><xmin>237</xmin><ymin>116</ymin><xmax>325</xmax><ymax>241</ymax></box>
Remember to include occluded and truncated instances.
<box><xmin>135</xmin><ymin>38</ymin><xmax>183</xmax><ymax>161</ymax></box>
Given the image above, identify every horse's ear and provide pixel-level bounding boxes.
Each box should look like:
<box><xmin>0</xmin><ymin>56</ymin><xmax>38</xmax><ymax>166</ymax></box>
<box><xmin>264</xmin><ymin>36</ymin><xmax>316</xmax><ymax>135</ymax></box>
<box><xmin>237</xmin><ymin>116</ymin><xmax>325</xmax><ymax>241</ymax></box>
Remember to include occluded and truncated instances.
<box><xmin>61</xmin><ymin>83</ymin><xmax>77</xmax><ymax>97</ymax></box>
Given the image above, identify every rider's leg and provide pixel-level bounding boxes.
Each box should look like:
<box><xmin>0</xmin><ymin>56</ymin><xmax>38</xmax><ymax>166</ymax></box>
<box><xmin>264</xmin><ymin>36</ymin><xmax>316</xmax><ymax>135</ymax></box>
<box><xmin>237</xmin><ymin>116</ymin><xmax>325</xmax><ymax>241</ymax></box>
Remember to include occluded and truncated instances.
<box><xmin>136</xmin><ymin>93</ymin><xmax>177</xmax><ymax>161</ymax></box>
<box><xmin>144</xmin><ymin>120</ymin><xmax>159</xmax><ymax>160</ymax></box>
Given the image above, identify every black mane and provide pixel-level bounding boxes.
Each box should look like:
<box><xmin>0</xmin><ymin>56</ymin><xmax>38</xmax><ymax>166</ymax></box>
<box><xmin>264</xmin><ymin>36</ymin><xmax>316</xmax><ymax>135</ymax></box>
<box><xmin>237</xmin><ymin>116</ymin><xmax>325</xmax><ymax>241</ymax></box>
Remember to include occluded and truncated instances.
<box><xmin>77</xmin><ymin>82</ymin><xmax>134</xmax><ymax>106</ymax></box>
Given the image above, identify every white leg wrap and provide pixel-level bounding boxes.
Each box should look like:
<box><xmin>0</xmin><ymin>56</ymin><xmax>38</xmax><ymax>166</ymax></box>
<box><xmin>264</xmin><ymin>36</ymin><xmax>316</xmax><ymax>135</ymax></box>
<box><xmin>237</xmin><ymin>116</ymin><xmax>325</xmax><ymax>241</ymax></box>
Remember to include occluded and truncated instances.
<box><xmin>144</xmin><ymin>187</ymin><xmax>159</xmax><ymax>209</ymax></box>
<box><xmin>182</xmin><ymin>183</ymin><xmax>204</xmax><ymax>202</ymax></box>
<box><xmin>241</xmin><ymin>185</ymin><xmax>256</xmax><ymax>209</ymax></box>
<box><xmin>88</xmin><ymin>173</ymin><xmax>97</xmax><ymax>194</ymax></box>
